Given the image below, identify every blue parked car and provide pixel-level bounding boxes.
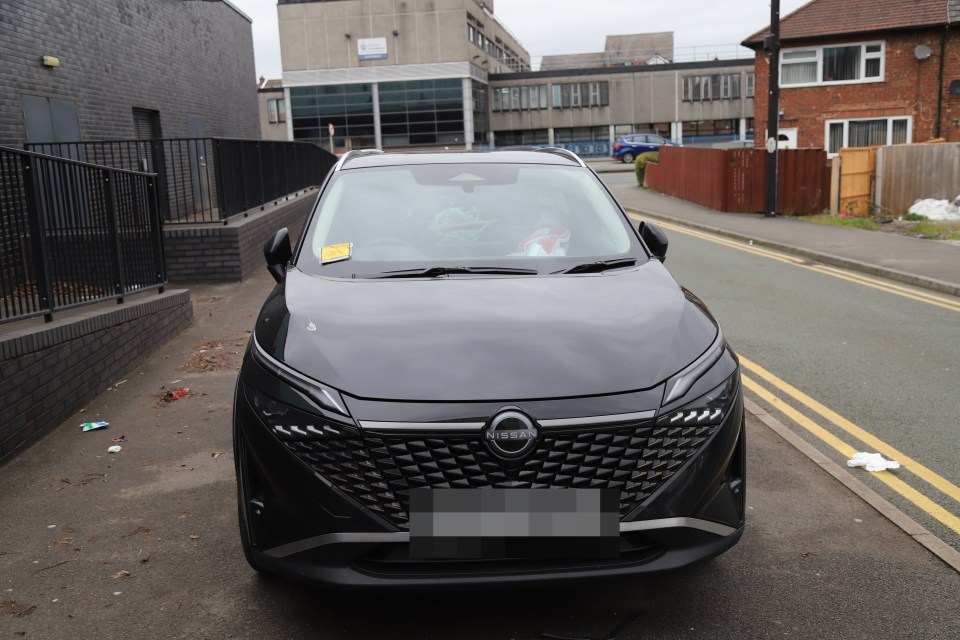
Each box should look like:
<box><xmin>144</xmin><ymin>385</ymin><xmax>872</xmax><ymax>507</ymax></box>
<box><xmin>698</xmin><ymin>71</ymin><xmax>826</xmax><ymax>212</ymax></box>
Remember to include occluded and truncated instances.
<box><xmin>612</xmin><ymin>133</ymin><xmax>679</xmax><ymax>163</ymax></box>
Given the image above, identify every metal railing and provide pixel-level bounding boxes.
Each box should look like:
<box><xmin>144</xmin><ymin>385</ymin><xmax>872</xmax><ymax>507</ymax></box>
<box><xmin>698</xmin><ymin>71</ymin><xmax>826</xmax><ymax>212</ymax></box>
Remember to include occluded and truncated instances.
<box><xmin>0</xmin><ymin>146</ymin><xmax>165</xmax><ymax>324</ymax></box>
<box><xmin>25</xmin><ymin>138</ymin><xmax>337</xmax><ymax>225</ymax></box>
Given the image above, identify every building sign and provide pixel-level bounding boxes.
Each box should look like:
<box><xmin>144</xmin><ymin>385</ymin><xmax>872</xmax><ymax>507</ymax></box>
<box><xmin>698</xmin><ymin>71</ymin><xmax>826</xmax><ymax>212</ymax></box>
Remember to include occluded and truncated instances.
<box><xmin>357</xmin><ymin>38</ymin><xmax>388</xmax><ymax>61</ymax></box>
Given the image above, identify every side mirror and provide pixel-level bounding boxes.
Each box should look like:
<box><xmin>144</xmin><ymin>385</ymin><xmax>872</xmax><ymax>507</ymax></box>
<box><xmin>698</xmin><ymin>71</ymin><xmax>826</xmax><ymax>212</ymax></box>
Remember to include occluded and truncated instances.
<box><xmin>638</xmin><ymin>221</ymin><xmax>668</xmax><ymax>262</ymax></box>
<box><xmin>264</xmin><ymin>228</ymin><xmax>292</xmax><ymax>282</ymax></box>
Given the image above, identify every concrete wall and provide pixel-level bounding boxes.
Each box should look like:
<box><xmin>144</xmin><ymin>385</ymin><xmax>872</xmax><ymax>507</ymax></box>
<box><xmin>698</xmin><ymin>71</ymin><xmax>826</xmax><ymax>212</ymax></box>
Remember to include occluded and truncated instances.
<box><xmin>259</xmin><ymin>89</ymin><xmax>290</xmax><ymax>141</ymax></box>
<box><xmin>278</xmin><ymin>0</ymin><xmax>529</xmax><ymax>75</ymax></box>
<box><xmin>0</xmin><ymin>289</ymin><xmax>193</xmax><ymax>464</ymax></box>
<box><xmin>164</xmin><ymin>191</ymin><xmax>318</xmax><ymax>283</ymax></box>
<box><xmin>489</xmin><ymin>60</ymin><xmax>755</xmax><ymax>133</ymax></box>
<box><xmin>0</xmin><ymin>0</ymin><xmax>259</xmax><ymax>146</ymax></box>
<box><xmin>751</xmin><ymin>29</ymin><xmax>960</xmax><ymax>148</ymax></box>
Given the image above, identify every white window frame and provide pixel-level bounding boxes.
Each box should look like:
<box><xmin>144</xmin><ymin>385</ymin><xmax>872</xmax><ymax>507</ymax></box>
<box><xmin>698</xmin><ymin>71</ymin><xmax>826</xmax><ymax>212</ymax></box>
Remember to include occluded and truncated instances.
<box><xmin>267</xmin><ymin>98</ymin><xmax>285</xmax><ymax>124</ymax></box>
<box><xmin>780</xmin><ymin>41</ymin><xmax>885</xmax><ymax>88</ymax></box>
<box><xmin>823</xmin><ymin>115</ymin><xmax>912</xmax><ymax>157</ymax></box>
<box><xmin>570</xmin><ymin>83</ymin><xmax>582</xmax><ymax>108</ymax></box>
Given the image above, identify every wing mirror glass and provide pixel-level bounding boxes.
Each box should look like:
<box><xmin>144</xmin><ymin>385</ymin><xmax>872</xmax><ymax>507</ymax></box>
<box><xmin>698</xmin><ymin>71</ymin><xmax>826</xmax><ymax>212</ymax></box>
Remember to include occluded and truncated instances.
<box><xmin>264</xmin><ymin>228</ymin><xmax>292</xmax><ymax>282</ymax></box>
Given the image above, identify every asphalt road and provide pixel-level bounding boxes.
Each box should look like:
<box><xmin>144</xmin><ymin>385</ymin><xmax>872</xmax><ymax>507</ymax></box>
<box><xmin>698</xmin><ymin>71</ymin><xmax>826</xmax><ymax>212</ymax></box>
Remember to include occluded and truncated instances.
<box><xmin>1</xmin><ymin>207</ymin><xmax>959</xmax><ymax>638</ymax></box>
<box><xmin>601</xmin><ymin>172</ymin><xmax>960</xmax><ymax>552</ymax></box>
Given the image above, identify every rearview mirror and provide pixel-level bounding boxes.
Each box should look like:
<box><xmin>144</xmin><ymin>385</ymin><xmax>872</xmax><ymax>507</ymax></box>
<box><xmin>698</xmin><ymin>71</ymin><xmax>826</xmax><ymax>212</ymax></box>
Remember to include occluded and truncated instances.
<box><xmin>638</xmin><ymin>221</ymin><xmax>668</xmax><ymax>262</ymax></box>
<box><xmin>264</xmin><ymin>228</ymin><xmax>292</xmax><ymax>282</ymax></box>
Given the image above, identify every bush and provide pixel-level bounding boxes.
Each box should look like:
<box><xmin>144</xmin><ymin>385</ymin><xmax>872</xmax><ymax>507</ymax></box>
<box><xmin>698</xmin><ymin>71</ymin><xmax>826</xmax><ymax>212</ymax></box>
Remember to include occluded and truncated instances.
<box><xmin>634</xmin><ymin>152</ymin><xmax>659</xmax><ymax>187</ymax></box>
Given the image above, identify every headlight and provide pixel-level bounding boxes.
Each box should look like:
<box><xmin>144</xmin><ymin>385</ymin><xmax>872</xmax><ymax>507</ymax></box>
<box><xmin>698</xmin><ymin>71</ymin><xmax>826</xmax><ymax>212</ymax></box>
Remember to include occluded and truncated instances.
<box><xmin>662</xmin><ymin>331</ymin><xmax>725</xmax><ymax>405</ymax></box>
<box><xmin>658</xmin><ymin>373</ymin><xmax>738</xmax><ymax>427</ymax></box>
<box><xmin>245</xmin><ymin>385</ymin><xmax>357</xmax><ymax>441</ymax></box>
<box><xmin>250</xmin><ymin>335</ymin><xmax>350</xmax><ymax>418</ymax></box>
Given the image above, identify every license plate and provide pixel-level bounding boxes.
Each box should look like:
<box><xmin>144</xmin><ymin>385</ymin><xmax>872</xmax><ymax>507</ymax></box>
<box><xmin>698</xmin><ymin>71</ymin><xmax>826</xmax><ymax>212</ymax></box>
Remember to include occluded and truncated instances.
<box><xmin>408</xmin><ymin>488</ymin><xmax>619</xmax><ymax>559</ymax></box>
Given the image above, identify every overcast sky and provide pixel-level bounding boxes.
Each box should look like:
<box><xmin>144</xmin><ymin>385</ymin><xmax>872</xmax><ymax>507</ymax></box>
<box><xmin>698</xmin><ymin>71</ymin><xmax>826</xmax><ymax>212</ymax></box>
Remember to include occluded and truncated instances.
<box><xmin>231</xmin><ymin>0</ymin><xmax>810</xmax><ymax>80</ymax></box>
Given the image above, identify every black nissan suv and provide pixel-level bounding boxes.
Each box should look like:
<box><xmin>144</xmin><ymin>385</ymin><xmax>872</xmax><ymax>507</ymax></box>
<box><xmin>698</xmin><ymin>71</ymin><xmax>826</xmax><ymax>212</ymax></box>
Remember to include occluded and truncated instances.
<box><xmin>233</xmin><ymin>148</ymin><xmax>745</xmax><ymax>588</ymax></box>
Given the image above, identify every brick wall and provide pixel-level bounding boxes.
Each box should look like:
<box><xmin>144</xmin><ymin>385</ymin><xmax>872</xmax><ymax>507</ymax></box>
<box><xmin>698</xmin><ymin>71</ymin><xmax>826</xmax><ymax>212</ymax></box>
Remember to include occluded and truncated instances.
<box><xmin>0</xmin><ymin>289</ymin><xmax>192</xmax><ymax>464</ymax></box>
<box><xmin>0</xmin><ymin>0</ymin><xmax>258</xmax><ymax>146</ymax></box>
<box><xmin>752</xmin><ymin>29</ymin><xmax>960</xmax><ymax>148</ymax></box>
<box><xmin>163</xmin><ymin>190</ymin><xmax>317</xmax><ymax>282</ymax></box>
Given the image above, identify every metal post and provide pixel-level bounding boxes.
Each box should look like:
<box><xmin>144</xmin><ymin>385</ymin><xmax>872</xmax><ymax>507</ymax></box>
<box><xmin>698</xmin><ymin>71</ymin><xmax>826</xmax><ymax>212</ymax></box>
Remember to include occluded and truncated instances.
<box><xmin>20</xmin><ymin>155</ymin><xmax>55</xmax><ymax>322</ymax></box>
<box><xmin>213</xmin><ymin>138</ymin><xmax>227</xmax><ymax>224</ymax></box>
<box><xmin>146</xmin><ymin>175</ymin><xmax>166</xmax><ymax>293</ymax></box>
<box><xmin>764</xmin><ymin>0</ymin><xmax>781</xmax><ymax>217</ymax></box>
<box><xmin>102</xmin><ymin>169</ymin><xmax>126</xmax><ymax>304</ymax></box>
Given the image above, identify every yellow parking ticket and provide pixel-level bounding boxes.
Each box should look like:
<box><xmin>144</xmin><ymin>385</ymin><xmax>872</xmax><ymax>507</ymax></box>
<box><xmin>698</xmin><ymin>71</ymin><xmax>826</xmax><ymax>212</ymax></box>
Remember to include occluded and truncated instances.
<box><xmin>321</xmin><ymin>242</ymin><xmax>353</xmax><ymax>264</ymax></box>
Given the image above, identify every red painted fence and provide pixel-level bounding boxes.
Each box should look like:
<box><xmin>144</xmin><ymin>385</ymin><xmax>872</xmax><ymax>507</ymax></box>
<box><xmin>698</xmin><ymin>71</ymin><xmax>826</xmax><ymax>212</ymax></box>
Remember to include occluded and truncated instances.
<box><xmin>645</xmin><ymin>146</ymin><xmax>831</xmax><ymax>215</ymax></box>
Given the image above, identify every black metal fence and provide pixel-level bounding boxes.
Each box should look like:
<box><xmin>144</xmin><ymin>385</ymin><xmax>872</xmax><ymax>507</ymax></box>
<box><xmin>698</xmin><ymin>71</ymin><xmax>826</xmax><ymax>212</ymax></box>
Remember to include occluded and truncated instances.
<box><xmin>25</xmin><ymin>138</ymin><xmax>337</xmax><ymax>225</ymax></box>
<box><xmin>0</xmin><ymin>146</ymin><xmax>165</xmax><ymax>324</ymax></box>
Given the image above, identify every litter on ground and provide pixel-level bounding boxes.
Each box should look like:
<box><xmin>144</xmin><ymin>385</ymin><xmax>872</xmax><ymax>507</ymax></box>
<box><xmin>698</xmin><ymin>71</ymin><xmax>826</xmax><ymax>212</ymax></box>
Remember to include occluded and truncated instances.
<box><xmin>847</xmin><ymin>452</ymin><xmax>901</xmax><ymax>472</ymax></box>
<box><xmin>80</xmin><ymin>421</ymin><xmax>108</xmax><ymax>432</ymax></box>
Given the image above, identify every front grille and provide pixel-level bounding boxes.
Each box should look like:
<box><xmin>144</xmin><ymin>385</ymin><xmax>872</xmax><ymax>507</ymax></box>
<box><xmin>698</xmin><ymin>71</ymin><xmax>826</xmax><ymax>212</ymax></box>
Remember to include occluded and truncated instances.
<box><xmin>283</xmin><ymin>422</ymin><xmax>718</xmax><ymax>529</ymax></box>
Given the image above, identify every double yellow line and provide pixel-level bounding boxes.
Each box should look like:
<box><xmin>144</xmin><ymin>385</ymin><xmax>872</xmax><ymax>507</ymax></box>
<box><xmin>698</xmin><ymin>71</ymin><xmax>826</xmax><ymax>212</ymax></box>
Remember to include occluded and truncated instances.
<box><xmin>642</xmin><ymin>216</ymin><xmax>960</xmax><ymax>314</ymax></box>
<box><xmin>741</xmin><ymin>357</ymin><xmax>960</xmax><ymax>536</ymax></box>
<box><xmin>631</xmin><ymin>213</ymin><xmax>960</xmax><ymax>534</ymax></box>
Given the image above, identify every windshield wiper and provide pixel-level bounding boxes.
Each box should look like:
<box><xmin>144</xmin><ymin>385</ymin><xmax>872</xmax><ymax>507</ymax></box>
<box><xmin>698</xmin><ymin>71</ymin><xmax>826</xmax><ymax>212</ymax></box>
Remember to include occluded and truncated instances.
<box><xmin>554</xmin><ymin>258</ymin><xmax>638</xmax><ymax>275</ymax></box>
<box><xmin>368</xmin><ymin>266</ymin><xmax>539</xmax><ymax>279</ymax></box>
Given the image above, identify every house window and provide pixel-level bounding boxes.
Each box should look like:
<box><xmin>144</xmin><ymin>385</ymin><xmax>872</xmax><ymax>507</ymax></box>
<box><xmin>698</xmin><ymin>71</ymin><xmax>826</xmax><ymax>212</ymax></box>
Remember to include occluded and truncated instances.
<box><xmin>746</xmin><ymin>73</ymin><xmax>755</xmax><ymax>97</ymax></box>
<box><xmin>781</xmin><ymin>42</ymin><xmax>884</xmax><ymax>86</ymax></box>
<box><xmin>267</xmin><ymin>98</ymin><xmax>286</xmax><ymax>124</ymax></box>
<box><xmin>825</xmin><ymin>116</ymin><xmax>910</xmax><ymax>155</ymax></box>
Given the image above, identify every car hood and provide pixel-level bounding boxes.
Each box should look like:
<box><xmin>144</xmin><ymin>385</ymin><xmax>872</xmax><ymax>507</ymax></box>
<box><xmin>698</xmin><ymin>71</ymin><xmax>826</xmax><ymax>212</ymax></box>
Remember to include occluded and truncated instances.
<box><xmin>254</xmin><ymin>263</ymin><xmax>718</xmax><ymax>402</ymax></box>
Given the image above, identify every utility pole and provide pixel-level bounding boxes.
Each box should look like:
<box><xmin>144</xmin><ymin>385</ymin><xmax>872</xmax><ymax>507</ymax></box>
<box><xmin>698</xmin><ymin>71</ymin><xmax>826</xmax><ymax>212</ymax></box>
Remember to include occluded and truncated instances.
<box><xmin>764</xmin><ymin>0</ymin><xmax>780</xmax><ymax>217</ymax></box>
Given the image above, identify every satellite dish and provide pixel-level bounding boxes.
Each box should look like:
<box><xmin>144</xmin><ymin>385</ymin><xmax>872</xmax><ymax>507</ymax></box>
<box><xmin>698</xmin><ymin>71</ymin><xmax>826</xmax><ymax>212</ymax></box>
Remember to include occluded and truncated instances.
<box><xmin>915</xmin><ymin>44</ymin><xmax>932</xmax><ymax>60</ymax></box>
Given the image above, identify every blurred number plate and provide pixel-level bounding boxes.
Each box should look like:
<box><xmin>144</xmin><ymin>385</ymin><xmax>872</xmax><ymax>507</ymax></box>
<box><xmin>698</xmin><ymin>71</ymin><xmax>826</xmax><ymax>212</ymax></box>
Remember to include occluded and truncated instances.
<box><xmin>409</xmin><ymin>488</ymin><xmax>619</xmax><ymax>559</ymax></box>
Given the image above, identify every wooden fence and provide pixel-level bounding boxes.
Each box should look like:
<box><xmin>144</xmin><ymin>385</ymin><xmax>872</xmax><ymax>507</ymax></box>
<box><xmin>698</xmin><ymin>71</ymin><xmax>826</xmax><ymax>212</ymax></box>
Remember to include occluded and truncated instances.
<box><xmin>875</xmin><ymin>143</ymin><xmax>960</xmax><ymax>215</ymax></box>
<box><xmin>837</xmin><ymin>147</ymin><xmax>879</xmax><ymax>216</ymax></box>
<box><xmin>645</xmin><ymin>146</ymin><xmax>831</xmax><ymax>215</ymax></box>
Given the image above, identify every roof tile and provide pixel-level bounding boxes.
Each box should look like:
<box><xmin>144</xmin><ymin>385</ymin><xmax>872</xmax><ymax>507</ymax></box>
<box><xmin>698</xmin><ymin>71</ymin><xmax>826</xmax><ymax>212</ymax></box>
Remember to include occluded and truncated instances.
<box><xmin>743</xmin><ymin>0</ymin><xmax>948</xmax><ymax>45</ymax></box>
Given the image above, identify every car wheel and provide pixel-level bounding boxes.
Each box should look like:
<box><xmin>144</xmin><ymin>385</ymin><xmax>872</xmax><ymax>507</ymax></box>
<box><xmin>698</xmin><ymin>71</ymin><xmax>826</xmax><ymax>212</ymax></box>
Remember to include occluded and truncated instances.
<box><xmin>621</xmin><ymin>152</ymin><xmax>634</xmax><ymax>164</ymax></box>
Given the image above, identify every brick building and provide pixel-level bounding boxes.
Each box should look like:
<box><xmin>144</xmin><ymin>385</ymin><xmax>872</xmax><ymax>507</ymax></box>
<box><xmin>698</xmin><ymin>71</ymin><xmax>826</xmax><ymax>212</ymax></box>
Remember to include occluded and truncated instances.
<box><xmin>0</xmin><ymin>0</ymin><xmax>259</xmax><ymax>147</ymax></box>
<box><xmin>742</xmin><ymin>0</ymin><xmax>960</xmax><ymax>154</ymax></box>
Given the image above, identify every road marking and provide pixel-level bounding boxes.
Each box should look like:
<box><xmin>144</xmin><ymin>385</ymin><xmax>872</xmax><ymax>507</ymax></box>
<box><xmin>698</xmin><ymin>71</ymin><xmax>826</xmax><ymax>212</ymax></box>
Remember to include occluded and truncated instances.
<box><xmin>743</xmin><ymin>374</ymin><xmax>960</xmax><ymax>536</ymax></box>
<box><xmin>740</xmin><ymin>356</ymin><xmax>960</xmax><ymax>505</ymax></box>
<box><xmin>631</xmin><ymin>214</ymin><xmax>960</xmax><ymax>314</ymax></box>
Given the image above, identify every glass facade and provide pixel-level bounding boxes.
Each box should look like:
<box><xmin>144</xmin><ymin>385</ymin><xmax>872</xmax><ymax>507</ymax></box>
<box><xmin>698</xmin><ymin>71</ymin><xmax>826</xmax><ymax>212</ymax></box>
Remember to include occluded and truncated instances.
<box><xmin>379</xmin><ymin>79</ymin><xmax>464</xmax><ymax>147</ymax></box>
<box><xmin>290</xmin><ymin>79</ymin><xmax>468</xmax><ymax>149</ymax></box>
<box><xmin>471</xmin><ymin>79</ymin><xmax>488</xmax><ymax>146</ymax></box>
<box><xmin>290</xmin><ymin>84</ymin><xmax>375</xmax><ymax>149</ymax></box>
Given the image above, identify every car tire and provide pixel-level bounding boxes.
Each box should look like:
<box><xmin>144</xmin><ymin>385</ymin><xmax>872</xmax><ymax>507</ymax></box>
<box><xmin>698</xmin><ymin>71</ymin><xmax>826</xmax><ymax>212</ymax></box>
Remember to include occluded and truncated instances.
<box><xmin>621</xmin><ymin>152</ymin><xmax>634</xmax><ymax>164</ymax></box>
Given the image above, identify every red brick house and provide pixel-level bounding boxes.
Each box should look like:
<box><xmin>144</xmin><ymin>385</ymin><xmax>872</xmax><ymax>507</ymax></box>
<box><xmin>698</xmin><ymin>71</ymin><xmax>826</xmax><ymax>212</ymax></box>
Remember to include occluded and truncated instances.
<box><xmin>742</xmin><ymin>0</ymin><xmax>960</xmax><ymax>155</ymax></box>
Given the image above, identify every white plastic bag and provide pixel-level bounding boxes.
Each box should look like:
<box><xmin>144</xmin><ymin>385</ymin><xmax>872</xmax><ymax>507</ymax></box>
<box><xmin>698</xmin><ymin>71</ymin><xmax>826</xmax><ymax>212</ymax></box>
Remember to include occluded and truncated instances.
<box><xmin>847</xmin><ymin>452</ymin><xmax>900</xmax><ymax>472</ymax></box>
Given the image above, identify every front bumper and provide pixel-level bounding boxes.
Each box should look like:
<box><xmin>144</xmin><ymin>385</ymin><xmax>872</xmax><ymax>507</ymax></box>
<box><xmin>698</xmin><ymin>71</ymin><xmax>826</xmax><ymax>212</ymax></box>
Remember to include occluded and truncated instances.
<box><xmin>234</xmin><ymin>354</ymin><xmax>746</xmax><ymax>589</ymax></box>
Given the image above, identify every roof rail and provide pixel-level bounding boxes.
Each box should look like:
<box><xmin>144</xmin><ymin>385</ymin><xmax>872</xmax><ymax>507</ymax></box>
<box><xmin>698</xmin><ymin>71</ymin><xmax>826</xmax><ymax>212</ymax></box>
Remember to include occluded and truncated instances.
<box><xmin>336</xmin><ymin>148</ymin><xmax>384</xmax><ymax>170</ymax></box>
<box><xmin>533</xmin><ymin>147</ymin><xmax>586</xmax><ymax>167</ymax></box>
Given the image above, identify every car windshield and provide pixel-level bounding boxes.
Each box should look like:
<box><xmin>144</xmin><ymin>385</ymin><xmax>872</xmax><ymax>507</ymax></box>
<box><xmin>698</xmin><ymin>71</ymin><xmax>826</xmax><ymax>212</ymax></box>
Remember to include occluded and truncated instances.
<box><xmin>297</xmin><ymin>162</ymin><xmax>641</xmax><ymax>278</ymax></box>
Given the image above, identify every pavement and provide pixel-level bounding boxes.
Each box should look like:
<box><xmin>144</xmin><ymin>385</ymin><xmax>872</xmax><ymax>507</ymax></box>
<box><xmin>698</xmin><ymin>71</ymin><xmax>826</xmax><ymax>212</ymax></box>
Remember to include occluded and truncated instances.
<box><xmin>590</xmin><ymin>159</ymin><xmax>960</xmax><ymax>298</ymax></box>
